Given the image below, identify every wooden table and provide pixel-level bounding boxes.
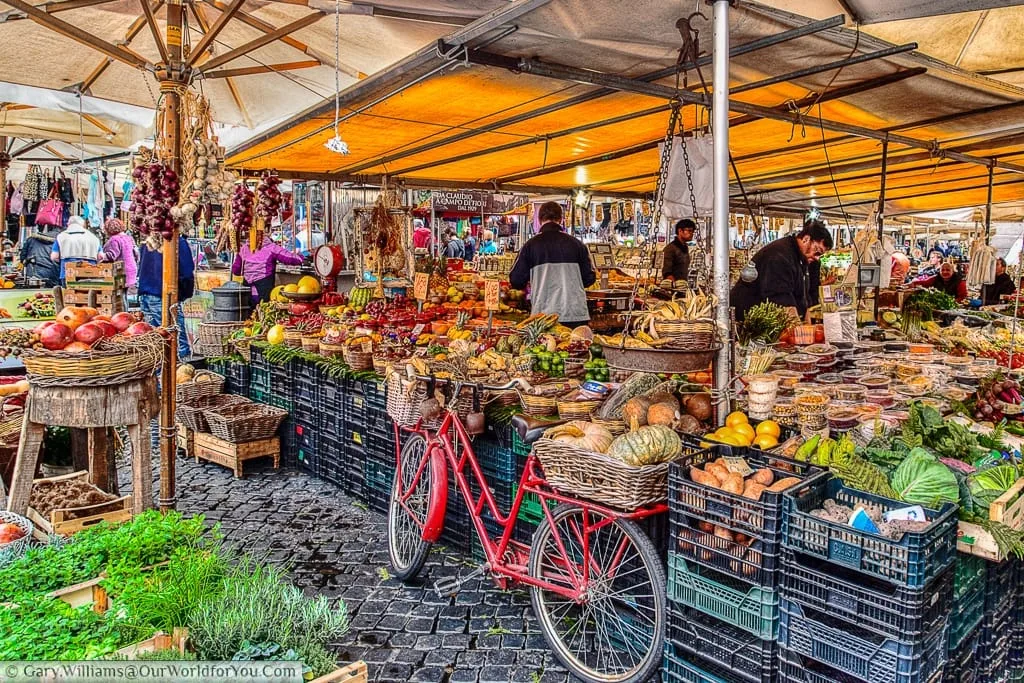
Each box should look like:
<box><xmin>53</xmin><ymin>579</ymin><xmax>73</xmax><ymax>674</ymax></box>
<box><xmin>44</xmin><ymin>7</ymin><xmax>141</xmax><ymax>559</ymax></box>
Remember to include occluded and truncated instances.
<box><xmin>4</xmin><ymin>377</ymin><xmax>158</xmax><ymax>516</ymax></box>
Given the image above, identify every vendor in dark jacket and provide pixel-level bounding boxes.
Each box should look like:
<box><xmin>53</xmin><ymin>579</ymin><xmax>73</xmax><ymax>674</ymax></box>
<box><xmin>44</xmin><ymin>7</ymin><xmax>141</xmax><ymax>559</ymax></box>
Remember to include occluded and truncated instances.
<box><xmin>982</xmin><ymin>258</ymin><xmax>1016</xmax><ymax>305</ymax></box>
<box><xmin>915</xmin><ymin>262</ymin><xmax>968</xmax><ymax>302</ymax></box>
<box><xmin>662</xmin><ymin>219</ymin><xmax>694</xmax><ymax>282</ymax></box>
<box><xmin>19</xmin><ymin>225</ymin><xmax>60</xmax><ymax>287</ymax></box>
<box><xmin>730</xmin><ymin>219</ymin><xmax>833</xmax><ymax>322</ymax></box>
<box><xmin>509</xmin><ymin>202</ymin><xmax>596</xmax><ymax>327</ymax></box>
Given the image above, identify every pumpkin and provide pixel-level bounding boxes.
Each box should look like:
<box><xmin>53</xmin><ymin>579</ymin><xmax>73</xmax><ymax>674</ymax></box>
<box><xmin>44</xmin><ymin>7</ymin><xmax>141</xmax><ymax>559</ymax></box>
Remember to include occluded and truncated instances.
<box><xmin>646</xmin><ymin>391</ymin><xmax>680</xmax><ymax>411</ymax></box>
<box><xmin>621</xmin><ymin>397</ymin><xmax>651</xmax><ymax>426</ymax></box>
<box><xmin>544</xmin><ymin>420</ymin><xmax>614</xmax><ymax>453</ymax></box>
<box><xmin>607</xmin><ymin>422</ymin><xmax>682</xmax><ymax>466</ymax></box>
<box><xmin>647</xmin><ymin>402</ymin><xmax>679</xmax><ymax>427</ymax></box>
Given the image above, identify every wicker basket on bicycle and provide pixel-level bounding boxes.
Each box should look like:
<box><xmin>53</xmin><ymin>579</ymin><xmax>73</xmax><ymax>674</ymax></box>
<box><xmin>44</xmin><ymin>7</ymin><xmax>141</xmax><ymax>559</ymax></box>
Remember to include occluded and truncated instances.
<box><xmin>20</xmin><ymin>332</ymin><xmax>164</xmax><ymax>388</ymax></box>
<box><xmin>386</xmin><ymin>371</ymin><xmax>474</xmax><ymax>429</ymax></box>
<box><xmin>532</xmin><ymin>429</ymin><xmax>701</xmax><ymax>509</ymax></box>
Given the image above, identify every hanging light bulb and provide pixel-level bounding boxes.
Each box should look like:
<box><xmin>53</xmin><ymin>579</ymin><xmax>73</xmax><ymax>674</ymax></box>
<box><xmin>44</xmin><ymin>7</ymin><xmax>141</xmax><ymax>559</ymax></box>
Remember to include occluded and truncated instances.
<box><xmin>740</xmin><ymin>260</ymin><xmax>758</xmax><ymax>283</ymax></box>
<box><xmin>324</xmin><ymin>0</ymin><xmax>349</xmax><ymax>156</ymax></box>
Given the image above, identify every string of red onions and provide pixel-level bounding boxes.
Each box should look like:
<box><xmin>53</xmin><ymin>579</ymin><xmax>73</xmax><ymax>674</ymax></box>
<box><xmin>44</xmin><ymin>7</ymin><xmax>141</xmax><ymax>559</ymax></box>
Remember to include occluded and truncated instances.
<box><xmin>231</xmin><ymin>184</ymin><xmax>255</xmax><ymax>235</ymax></box>
<box><xmin>130</xmin><ymin>162</ymin><xmax>179</xmax><ymax>241</ymax></box>
<box><xmin>256</xmin><ymin>173</ymin><xmax>283</xmax><ymax>220</ymax></box>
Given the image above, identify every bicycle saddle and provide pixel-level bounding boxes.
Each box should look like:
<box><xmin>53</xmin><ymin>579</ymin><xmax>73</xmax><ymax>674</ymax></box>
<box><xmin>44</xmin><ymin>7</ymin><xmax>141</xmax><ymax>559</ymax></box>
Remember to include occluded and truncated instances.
<box><xmin>511</xmin><ymin>414</ymin><xmax>566</xmax><ymax>445</ymax></box>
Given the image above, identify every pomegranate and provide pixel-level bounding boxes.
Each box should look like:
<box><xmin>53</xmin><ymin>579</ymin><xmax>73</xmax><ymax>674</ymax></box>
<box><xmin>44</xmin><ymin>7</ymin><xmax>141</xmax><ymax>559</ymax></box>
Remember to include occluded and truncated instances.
<box><xmin>110</xmin><ymin>312</ymin><xmax>136</xmax><ymax>332</ymax></box>
<box><xmin>39</xmin><ymin>323</ymin><xmax>74</xmax><ymax>350</ymax></box>
<box><xmin>63</xmin><ymin>341</ymin><xmax>92</xmax><ymax>353</ymax></box>
<box><xmin>95</xmin><ymin>321</ymin><xmax>118</xmax><ymax>337</ymax></box>
<box><xmin>126</xmin><ymin>322</ymin><xmax>154</xmax><ymax>336</ymax></box>
<box><xmin>92</xmin><ymin>314</ymin><xmax>112</xmax><ymax>322</ymax></box>
<box><xmin>55</xmin><ymin>306</ymin><xmax>95</xmax><ymax>332</ymax></box>
<box><xmin>32</xmin><ymin>320</ymin><xmax>55</xmax><ymax>336</ymax></box>
<box><xmin>73</xmin><ymin>322</ymin><xmax>105</xmax><ymax>347</ymax></box>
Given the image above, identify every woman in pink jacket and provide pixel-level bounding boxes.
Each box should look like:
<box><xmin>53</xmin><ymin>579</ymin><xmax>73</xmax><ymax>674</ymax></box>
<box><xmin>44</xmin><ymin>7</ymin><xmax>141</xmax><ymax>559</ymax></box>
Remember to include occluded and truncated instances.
<box><xmin>100</xmin><ymin>218</ymin><xmax>138</xmax><ymax>289</ymax></box>
<box><xmin>231</xmin><ymin>237</ymin><xmax>304</xmax><ymax>305</ymax></box>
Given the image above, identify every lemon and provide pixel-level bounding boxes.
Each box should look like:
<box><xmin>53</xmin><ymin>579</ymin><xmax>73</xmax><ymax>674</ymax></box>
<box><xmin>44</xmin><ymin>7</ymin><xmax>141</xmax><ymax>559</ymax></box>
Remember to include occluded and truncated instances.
<box><xmin>725</xmin><ymin>411</ymin><xmax>749</xmax><ymax>428</ymax></box>
<box><xmin>716</xmin><ymin>433</ymin><xmax>743</xmax><ymax>447</ymax></box>
<box><xmin>753</xmin><ymin>434</ymin><xmax>778</xmax><ymax>450</ymax></box>
<box><xmin>283</xmin><ymin>283</ymin><xmax>299</xmax><ymax>294</ymax></box>
<box><xmin>298</xmin><ymin>275</ymin><xmax>321</xmax><ymax>292</ymax></box>
<box><xmin>732</xmin><ymin>423</ymin><xmax>756</xmax><ymax>444</ymax></box>
<box><xmin>266</xmin><ymin>324</ymin><xmax>286</xmax><ymax>345</ymax></box>
<box><xmin>755</xmin><ymin>420</ymin><xmax>781</xmax><ymax>438</ymax></box>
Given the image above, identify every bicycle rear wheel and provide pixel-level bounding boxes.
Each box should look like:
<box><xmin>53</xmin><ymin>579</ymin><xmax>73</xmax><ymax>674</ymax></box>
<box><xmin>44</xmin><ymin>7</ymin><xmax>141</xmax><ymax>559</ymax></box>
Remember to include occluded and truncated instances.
<box><xmin>387</xmin><ymin>433</ymin><xmax>433</xmax><ymax>581</ymax></box>
<box><xmin>528</xmin><ymin>504</ymin><xmax>666</xmax><ymax>683</ymax></box>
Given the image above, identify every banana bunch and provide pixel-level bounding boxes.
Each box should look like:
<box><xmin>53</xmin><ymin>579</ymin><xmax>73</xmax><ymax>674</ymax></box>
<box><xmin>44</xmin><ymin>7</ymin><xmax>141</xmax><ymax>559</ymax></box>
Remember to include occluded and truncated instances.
<box><xmin>594</xmin><ymin>333</ymin><xmax>665</xmax><ymax>349</ymax></box>
<box><xmin>344</xmin><ymin>334</ymin><xmax>377</xmax><ymax>348</ymax></box>
<box><xmin>516</xmin><ymin>313</ymin><xmax>559</xmax><ymax>331</ymax></box>
<box><xmin>467</xmin><ymin>349</ymin><xmax>509</xmax><ymax>372</ymax></box>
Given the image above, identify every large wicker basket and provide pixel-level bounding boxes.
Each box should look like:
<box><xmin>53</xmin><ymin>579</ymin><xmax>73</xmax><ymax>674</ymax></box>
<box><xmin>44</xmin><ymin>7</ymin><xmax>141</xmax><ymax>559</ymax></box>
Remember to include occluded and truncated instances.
<box><xmin>557</xmin><ymin>397</ymin><xmax>601</xmax><ymax>420</ymax></box>
<box><xmin>344</xmin><ymin>347</ymin><xmax>374</xmax><ymax>371</ymax></box>
<box><xmin>385</xmin><ymin>372</ymin><xmax>474</xmax><ymax>429</ymax></box>
<box><xmin>206</xmin><ymin>401</ymin><xmax>288</xmax><ymax>443</ymax></box>
<box><xmin>232</xmin><ymin>338</ymin><xmax>253</xmax><ymax>362</ymax></box>
<box><xmin>319</xmin><ymin>341</ymin><xmax>346</xmax><ymax>359</ymax></box>
<box><xmin>532</xmin><ymin>438</ymin><xmax>694</xmax><ymax>509</ymax></box>
<box><xmin>283</xmin><ymin>329</ymin><xmax>302</xmax><ymax>349</ymax></box>
<box><xmin>301</xmin><ymin>335</ymin><xmax>321</xmax><ymax>353</ymax></box>
<box><xmin>176</xmin><ymin>393</ymin><xmax>247</xmax><ymax>433</ymax></box>
<box><xmin>196</xmin><ymin>321</ymin><xmax>245</xmax><ymax>357</ymax></box>
<box><xmin>0</xmin><ymin>511</ymin><xmax>33</xmax><ymax>558</ymax></box>
<box><xmin>20</xmin><ymin>333</ymin><xmax>163</xmax><ymax>387</ymax></box>
<box><xmin>176</xmin><ymin>370</ymin><xmax>225</xmax><ymax>404</ymax></box>
<box><xmin>519</xmin><ymin>391</ymin><xmax>558</xmax><ymax>417</ymax></box>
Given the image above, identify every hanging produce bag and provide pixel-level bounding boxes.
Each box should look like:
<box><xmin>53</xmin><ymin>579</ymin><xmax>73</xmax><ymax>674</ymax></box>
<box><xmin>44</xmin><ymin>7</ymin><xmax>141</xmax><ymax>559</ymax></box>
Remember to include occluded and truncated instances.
<box><xmin>660</xmin><ymin>135</ymin><xmax>714</xmax><ymax>220</ymax></box>
<box><xmin>35</xmin><ymin>186</ymin><xmax>63</xmax><ymax>226</ymax></box>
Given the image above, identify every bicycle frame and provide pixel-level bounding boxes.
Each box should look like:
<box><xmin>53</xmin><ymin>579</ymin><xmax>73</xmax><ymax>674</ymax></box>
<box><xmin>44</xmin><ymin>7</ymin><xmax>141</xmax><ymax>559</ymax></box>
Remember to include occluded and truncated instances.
<box><xmin>393</xmin><ymin>409</ymin><xmax>667</xmax><ymax>601</ymax></box>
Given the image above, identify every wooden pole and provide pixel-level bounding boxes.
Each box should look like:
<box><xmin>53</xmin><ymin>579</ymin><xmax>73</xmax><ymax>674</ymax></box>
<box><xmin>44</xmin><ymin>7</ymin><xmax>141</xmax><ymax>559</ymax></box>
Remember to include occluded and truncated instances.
<box><xmin>158</xmin><ymin>0</ymin><xmax>186</xmax><ymax>512</ymax></box>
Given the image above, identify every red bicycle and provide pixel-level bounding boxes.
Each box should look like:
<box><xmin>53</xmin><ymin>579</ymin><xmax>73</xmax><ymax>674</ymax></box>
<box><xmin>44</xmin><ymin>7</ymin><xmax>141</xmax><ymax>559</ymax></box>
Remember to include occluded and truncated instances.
<box><xmin>387</xmin><ymin>378</ymin><xmax>667</xmax><ymax>683</ymax></box>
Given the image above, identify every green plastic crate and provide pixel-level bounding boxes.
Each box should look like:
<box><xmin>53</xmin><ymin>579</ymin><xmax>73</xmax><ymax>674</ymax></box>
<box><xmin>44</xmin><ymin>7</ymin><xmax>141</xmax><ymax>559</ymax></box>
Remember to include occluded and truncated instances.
<box><xmin>667</xmin><ymin>553</ymin><xmax>778</xmax><ymax>640</ymax></box>
<box><xmin>954</xmin><ymin>552</ymin><xmax>987</xmax><ymax>600</ymax></box>
<box><xmin>513</xmin><ymin>483</ymin><xmax>555</xmax><ymax>526</ymax></box>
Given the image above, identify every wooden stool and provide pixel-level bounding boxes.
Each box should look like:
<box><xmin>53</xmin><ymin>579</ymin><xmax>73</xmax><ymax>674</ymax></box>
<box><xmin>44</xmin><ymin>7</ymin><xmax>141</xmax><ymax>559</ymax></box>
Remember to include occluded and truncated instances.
<box><xmin>4</xmin><ymin>377</ymin><xmax>159</xmax><ymax>517</ymax></box>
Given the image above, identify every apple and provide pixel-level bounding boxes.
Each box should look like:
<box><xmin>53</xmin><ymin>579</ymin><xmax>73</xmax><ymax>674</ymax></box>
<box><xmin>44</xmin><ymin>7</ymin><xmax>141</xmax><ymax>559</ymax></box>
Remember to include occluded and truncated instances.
<box><xmin>73</xmin><ymin>322</ymin><xmax>105</xmax><ymax>347</ymax></box>
<box><xmin>56</xmin><ymin>306</ymin><xmax>95</xmax><ymax>332</ymax></box>
<box><xmin>126</xmin><ymin>322</ymin><xmax>154</xmax><ymax>336</ymax></box>
<box><xmin>63</xmin><ymin>341</ymin><xmax>91</xmax><ymax>353</ymax></box>
<box><xmin>111</xmin><ymin>312</ymin><xmax>136</xmax><ymax>332</ymax></box>
<box><xmin>39</xmin><ymin>323</ymin><xmax>74</xmax><ymax>350</ymax></box>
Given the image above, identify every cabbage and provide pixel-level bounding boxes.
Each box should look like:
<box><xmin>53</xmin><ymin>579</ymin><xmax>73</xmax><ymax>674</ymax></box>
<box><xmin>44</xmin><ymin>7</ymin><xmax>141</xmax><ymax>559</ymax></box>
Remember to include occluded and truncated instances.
<box><xmin>967</xmin><ymin>465</ymin><xmax>1020</xmax><ymax>514</ymax></box>
<box><xmin>890</xmin><ymin>447</ymin><xmax>960</xmax><ymax>508</ymax></box>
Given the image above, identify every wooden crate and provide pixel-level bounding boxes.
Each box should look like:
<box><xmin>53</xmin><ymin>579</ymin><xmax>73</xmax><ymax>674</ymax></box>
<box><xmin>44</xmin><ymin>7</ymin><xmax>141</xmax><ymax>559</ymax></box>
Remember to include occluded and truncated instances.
<box><xmin>26</xmin><ymin>470</ymin><xmax>132</xmax><ymax>537</ymax></box>
<box><xmin>65</xmin><ymin>262</ymin><xmax>124</xmax><ymax>287</ymax></box>
<box><xmin>116</xmin><ymin>628</ymin><xmax>189</xmax><ymax>657</ymax></box>
<box><xmin>957</xmin><ymin>476</ymin><xmax>1024</xmax><ymax>561</ymax></box>
<box><xmin>63</xmin><ymin>288</ymin><xmax>124</xmax><ymax>306</ymax></box>
<box><xmin>193</xmin><ymin>432</ymin><xmax>280</xmax><ymax>478</ymax></box>
<box><xmin>177</xmin><ymin>424</ymin><xmax>193</xmax><ymax>459</ymax></box>
<box><xmin>312</xmin><ymin>661</ymin><xmax>368</xmax><ymax>683</ymax></box>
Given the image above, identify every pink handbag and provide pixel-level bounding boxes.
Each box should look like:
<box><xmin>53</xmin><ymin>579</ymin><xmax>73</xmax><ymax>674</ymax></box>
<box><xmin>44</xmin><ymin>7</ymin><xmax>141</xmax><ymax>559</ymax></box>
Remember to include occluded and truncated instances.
<box><xmin>35</xmin><ymin>186</ymin><xmax>62</xmax><ymax>226</ymax></box>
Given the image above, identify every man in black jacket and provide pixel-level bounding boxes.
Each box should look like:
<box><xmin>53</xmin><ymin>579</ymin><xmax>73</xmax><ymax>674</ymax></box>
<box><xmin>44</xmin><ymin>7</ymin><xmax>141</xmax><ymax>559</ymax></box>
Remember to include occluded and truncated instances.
<box><xmin>19</xmin><ymin>225</ymin><xmax>60</xmax><ymax>287</ymax></box>
<box><xmin>662</xmin><ymin>218</ymin><xmax>694</xmax><ymax>283</ymax></box>
<box><xmin>510</xmin><ymin>202</ymin><xmax>596</xmax><ymax>326</ymax></box>
<box><xmin>730</xmin><ymin>219</ymin><xmax>833</xmax><ymax>322</ymax></box>
<box><xmin>982</xmin><ymin>258</ymin><xmax>1016</xmax><ymax>305</ymax></box>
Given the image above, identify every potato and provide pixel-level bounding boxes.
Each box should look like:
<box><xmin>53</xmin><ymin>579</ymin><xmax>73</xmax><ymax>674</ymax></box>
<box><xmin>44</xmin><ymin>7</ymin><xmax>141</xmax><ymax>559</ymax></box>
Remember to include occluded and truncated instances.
<box><xmin>752</xmin><ymin>468</ymin><xmax>774</xmax><ymax>486</ymax></box>
<box><xmin>742</xmin><ymin>481</ymin><xmax>766</xmax><ymax>501</ymax></box>
<box><xmin>706</xmin><ymin>462</ymin><xmax>730</xmax><ymax>484</ymax></box>
<box><xmin>766</xmin><ymin>476</ymin><xmax>801</xmax><ymax>493</ymax></box>
<box><xmin>697</xmin><ymin>521</ymin><xmax>715</xmax><ymax>533</ymax></box>
<box><xmin>713</xmin><ymin>526</ymin><xmax>734</xmax><ymax>544</ymax></box>
<box><xmin>690</xmin><ymin>467</ymin><xmax>720</xmax><ymax>488</ymax></box>
<box><xmin>722</xmin><ymin>473</ymin><xmax>745</xmax><ymax>495</ymax></box>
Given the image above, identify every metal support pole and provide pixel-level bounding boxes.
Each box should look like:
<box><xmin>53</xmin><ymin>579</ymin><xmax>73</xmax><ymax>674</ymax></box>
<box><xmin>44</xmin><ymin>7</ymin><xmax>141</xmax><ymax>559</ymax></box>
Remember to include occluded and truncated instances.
<box><xmin>711</xmin><ymin>0</ymin><xmax>733</xmax><ymax>425</ymax></box>
<box><xmin>0</xmin><ymin>136</ymin><xmax>7</xmax><ymax>243</ymax></box>
<box><xmin>158</xmin><ymin>0</ymin><xmax>185</xmax><ymax>513</ymax></box>
<box><xmin>873</xmin><ymin>138</ymin><xmax>888</xmax><ymax>321</ymax></box>
<box><xmin>985</xmin><ymin>163</ymin><xmax>995</xmax><ymax>243</ymax></box>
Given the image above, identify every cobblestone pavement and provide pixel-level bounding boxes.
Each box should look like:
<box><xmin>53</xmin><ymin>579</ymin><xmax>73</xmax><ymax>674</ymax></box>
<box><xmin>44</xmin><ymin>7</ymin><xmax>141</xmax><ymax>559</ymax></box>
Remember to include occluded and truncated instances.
<box><xmin>118</xmin><ymin>454</ymin><xmax>578</xmax><ymax>683</ymax></box>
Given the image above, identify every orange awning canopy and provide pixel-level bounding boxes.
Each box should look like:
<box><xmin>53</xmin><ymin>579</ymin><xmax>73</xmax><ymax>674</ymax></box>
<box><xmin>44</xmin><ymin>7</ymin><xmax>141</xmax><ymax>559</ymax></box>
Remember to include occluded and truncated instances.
<box><xmin>227</xmin><ymin>0</ymin><xmax>1024</xmax><ymax>219</ymax></box>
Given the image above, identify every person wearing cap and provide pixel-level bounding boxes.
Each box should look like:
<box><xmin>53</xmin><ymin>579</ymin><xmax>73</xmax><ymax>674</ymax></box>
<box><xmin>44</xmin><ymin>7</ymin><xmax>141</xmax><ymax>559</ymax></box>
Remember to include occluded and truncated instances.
<box><xmin>478</xmin><ymin>230</ymin><xmax>499</xmax><ymax>256</ymax></box>
<box><xmin>99</xmin><ymin>217</ymin><xmax>139</xmax><ymax>290</ymax></box>
<box><xmin>662</xmin><ymin>219</ymin><xmax>694</xmax><ymax>283</ymax></box>
<box><xmin>50</xmin><ymin>216</ymin><xmax>103</xmax><ymax>284</ymax></box>
<box><xmin>412</xmin><ymin>219</ymin><xmax>432</xmax><ymax>251</ymax></box>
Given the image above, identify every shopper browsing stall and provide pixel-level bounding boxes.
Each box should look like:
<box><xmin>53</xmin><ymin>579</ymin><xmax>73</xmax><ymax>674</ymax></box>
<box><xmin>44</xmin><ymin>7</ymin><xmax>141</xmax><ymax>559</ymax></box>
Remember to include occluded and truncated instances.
<box><xmin>412</xmin><ymin>219</ymin><xmax>432</xmax><ymax>251</ymax></box>
<box><xmin>231</xmin><ymin>236</ymin><xmax>304</xmax><ymax>306</ymax></box>
<box><xmin>478</xmin><ymin>230</ymin><xmax>499</xmax><ymax>255</ymax></box>
<box><xmin>138</xmin><ymin>236</ymin><xmax>195</xmax><ymax>360</ymax></box>
<box><xmin>19</xmin><ymin>224</ymin><xmax>60</xmax><ymax>287</ymax></box>
<box><xmin>99</xmin><ymin>218</ymin><xmax>138</xmax><ymax>290</ymax></box>
<box><xmin>982</xmin><ymin>257</ymin><xmax>1016</xmax><ymax>305</ymax></box>
<box><xmin>662</xmin><ymin>219</ymin><xmax>694</xmax><ymax>283</ymax></box>
<box><xmin>50</xmin><ymin>216</ymin><xmax>103</xmax><ymax>283</ymax></box>
<box><xmin>509</xmin><ymin>201</ymin><xmax>595</xmax><ymax>327</ymax></box>
<box><xmin>730</xmin><ymin>219</ymin><xmax>833</xmax><ymax>323</ymax></box>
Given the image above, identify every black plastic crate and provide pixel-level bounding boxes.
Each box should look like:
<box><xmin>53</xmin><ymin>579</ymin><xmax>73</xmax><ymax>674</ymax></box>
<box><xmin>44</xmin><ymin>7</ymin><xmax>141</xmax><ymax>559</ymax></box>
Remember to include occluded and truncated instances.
<box><xmin>944</xmin><ymin>627</ymin><xmax>981</xmax><ymax>683</ymax></box>
<box><xmin>365</xmin><ymin>419</ymin><xmax>397</xmax><ymax>462</ymax></box>
<box><xmin>777</xmin><ymin>597</ymin><xmax>947</xmax><ymax>683</ymax></box>
<box><xmin>293</xmin><ymin>365</ymin><xmax>321</xmax><ymax>412</ymax></box>
<box><xmin>668</xmin><ymin>603</ymin><xmax>776</xmax><ymax>683</ymax></box>
<box><xmin>342</xmin><ymin>442</ymin><xmax>367</xmax><ymax>500</ymax></box>
<box><xmin>363</xmin><ymin>379</ymin><xmax>387</xmax><ymax>411</ymax></box>
<box><xmin>363</xmin><ymin>457</ymin><xmax>392</xmax><ymax>514</ymax></box>
<box><xmin>269</xmin><ymin>357</ymin><xmax>294</xmax><ymax>398</ymax></box>
<box><xmin>782</xmin><ymin>477</ymin><xmax>958</xmax><ymax>588</ymax></box>
<box><xmin>321</xmin><ymin>376</ymin><xmax>346</xmax><ymax>412</ymax></box>
<box><xmin>223</xmin><ymin>361</ymin><xmax>250</xmax><ymax>397</ymax></box>
<box><xmin>249</xmin><ymin>344</ymin><xmax>272</xmax><ymax>395</ymax></box>
<box><xmin>976</xmin><ymin>630</ymin><xmax>1011</xmax><ymax>683</ymax></box>
<box><xmin>473</xmin><ymin>436</ymin><xmax>520</xmax><ymax>484</ymax></box>
<box><xmin>664</xmin><ymin>638</ymin><xmax>750</xmax><ymax>683</ymax></box>
<box><xmin>948</xmin><ymin>568</ymin><xmax>985</xmax><ymax>650</ymax></box>
<box><xmin>780</xmin><ymin>549</ymin><xmax>953</xmax><ymax>640</ymax></box>
<box><xmin>669</xmin><ymin>452</ymin><xmax>825</xmax><ymax>587</ymax></box>
<box><xmin>778</xmin><ymin>643</ymin><xmax>945</xmax><ymax>683</ymax></box>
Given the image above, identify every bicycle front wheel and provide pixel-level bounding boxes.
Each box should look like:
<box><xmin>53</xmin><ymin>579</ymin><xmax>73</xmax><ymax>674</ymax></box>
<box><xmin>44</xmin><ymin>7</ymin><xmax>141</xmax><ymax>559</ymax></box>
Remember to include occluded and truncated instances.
<box><xmin>387</xmin><ymin>433</ymin><xmax>433</xmax><ymax>581</ymax></box>
<box><xmin>528</xmin><ymin>504</ymin><xmax>666</xmax><ymax>683</ymax></box>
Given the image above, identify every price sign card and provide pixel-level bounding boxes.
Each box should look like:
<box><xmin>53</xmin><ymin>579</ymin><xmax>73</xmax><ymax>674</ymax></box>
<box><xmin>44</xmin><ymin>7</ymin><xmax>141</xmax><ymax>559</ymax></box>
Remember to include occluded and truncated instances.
<box><xmin>414</xmin><ymin>272</ymin><xmax>429</xmax><ymax>301</ymax></box>
<box><xmin>485</xmin><ymin>280</ymin><xmax>501</xmax><ymax>311</ymax></box>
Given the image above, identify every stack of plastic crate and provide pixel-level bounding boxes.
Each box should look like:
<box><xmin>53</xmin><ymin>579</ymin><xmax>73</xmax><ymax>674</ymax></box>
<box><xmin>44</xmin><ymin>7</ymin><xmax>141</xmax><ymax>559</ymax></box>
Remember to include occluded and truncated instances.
<box><xmin>975</xmin><ymin>557</ymin><xmax>1017</xmax><ymax>683</ymax></box>
<box><xmin>664</xmin><ymin>449</ymin><xmax>825</xmax><ymax>683</ymax></box>
<box><xmin>778</xmin><ymin>477</ymin><xmax>959</xmax><ymax>683</ymax></box>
